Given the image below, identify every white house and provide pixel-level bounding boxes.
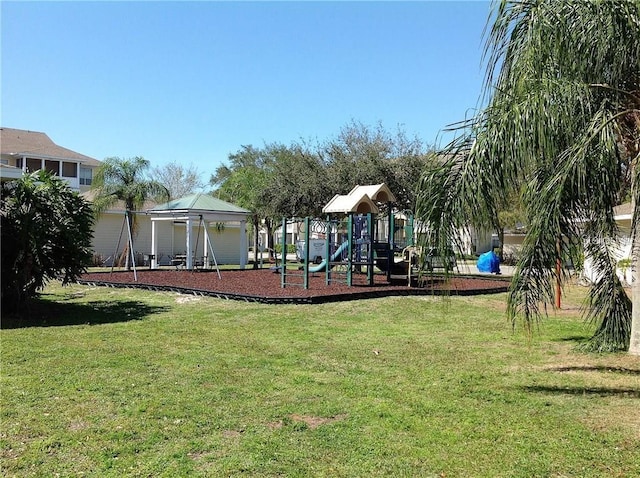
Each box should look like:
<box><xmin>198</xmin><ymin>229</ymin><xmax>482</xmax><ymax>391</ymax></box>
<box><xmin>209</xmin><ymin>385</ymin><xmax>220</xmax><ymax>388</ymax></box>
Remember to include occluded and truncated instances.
<box><xmin>0</xmin><ymin>127</ymin><xmax>100</xmax><ymax>190</ymax></box>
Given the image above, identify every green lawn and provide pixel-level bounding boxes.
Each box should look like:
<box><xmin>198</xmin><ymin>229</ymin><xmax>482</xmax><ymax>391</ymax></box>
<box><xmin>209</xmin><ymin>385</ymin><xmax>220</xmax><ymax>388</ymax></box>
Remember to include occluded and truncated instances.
<box><xmin>1</xmin><ymin>283</ymin><xmax>639</xmax><ymax>477</ymax></box>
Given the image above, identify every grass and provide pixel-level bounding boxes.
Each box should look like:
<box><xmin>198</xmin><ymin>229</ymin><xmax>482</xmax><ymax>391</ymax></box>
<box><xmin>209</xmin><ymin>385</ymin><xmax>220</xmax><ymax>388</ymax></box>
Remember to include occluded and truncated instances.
<box><xmin>1</xmin><ymin>282</ymin><xmax>639</xmax><ymax>477</ymax></box>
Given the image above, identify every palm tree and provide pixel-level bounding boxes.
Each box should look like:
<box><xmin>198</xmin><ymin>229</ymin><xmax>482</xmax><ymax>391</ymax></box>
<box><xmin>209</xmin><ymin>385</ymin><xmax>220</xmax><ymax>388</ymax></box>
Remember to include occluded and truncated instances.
<box><xmin>91</xmin><ymin>156</ymin><xmax>169</xmax><ymax>268</ymax></box>
<box><xmin>416</xmin><ymin>0</ymin><xmax>640</xmax><ymax>353</ymax></box>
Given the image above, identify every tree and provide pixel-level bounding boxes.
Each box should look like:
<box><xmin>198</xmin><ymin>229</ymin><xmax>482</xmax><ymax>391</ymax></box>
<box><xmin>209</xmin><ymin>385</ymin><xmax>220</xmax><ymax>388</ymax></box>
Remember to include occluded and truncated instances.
<box><xmin>150</xmin><ymin>161</ymin><xmax>205</xmax><ymax>200</ymax></box>
<box><xmin>211</xmin><ymin>143</ymin><xmax>332</xmax><ymax>265</ymax></box>
<box><xmin>91</xmin><ymin>157</ymin><xmax>169</xmax><ymax>268</ymax></box>
<box><xmin>324</xmin><ymin>121</ymin><xmax>433</xmax><ymax>210</ymax></box>
<box><xmin>415</xmin><ymin>0</ymin><xmax>640</xmax><ymax>353</ymax></box>
<box><xmin>1</xmin><ymin>170</ymin><xmax>94</xmax><ymax>316</ymax></box>
<box><xmin>260</xmin><ymin>142</ymin><xmax>330</xmax><ymax>219</ymax></box>
<box><xmin>210</xmin><ymin>146</ymin><xmax>273</xmax><ymax>268</ymax></box>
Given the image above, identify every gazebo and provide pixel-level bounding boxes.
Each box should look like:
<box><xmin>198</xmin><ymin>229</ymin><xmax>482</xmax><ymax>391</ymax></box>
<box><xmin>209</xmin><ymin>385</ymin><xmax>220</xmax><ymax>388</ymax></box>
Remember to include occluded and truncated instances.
<box><xmin>147</xmin><ymin>193</ymin><xmax>251</xmax><ymax>270</ymax></box>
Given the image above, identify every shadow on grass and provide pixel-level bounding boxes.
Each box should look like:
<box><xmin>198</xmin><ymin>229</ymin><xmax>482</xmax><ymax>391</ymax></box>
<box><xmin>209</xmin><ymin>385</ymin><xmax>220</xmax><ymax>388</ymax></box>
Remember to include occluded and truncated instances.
<box><xmin>523</xmin><ymin>385</ymin><xmax>640</xmax><ymax>398</ymax></box>
<box><xmin>548</xmin><ymin>365</ymin><xmax>640</xmax><ymax>376</ymax></box>
<box><xmin>553</xmin><ymin>335</ymin><xmax>592</xmax><ymax>343</ymax></box>
<box><xmin>1</xmin><ymin>295</ymin><xmax>169</xmax><ymax>329</ymax></box>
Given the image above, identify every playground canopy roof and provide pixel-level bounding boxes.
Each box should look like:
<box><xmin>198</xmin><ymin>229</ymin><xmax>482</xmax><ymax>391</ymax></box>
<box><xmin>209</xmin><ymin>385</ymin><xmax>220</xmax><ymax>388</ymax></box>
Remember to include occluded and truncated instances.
<box><xmin>322</xmin><ymin>183</ymin><xmax>396</xmax><ymax>215</ymax></box>
<box><xmin>349</xmin><ymin>184</ymin><xmax>396</xmax><ymax>204</ymax></box>
<box><xmin>147</xmin><ymin>193</ymin><xmax>251</xmax><ymax>222</ymax></box>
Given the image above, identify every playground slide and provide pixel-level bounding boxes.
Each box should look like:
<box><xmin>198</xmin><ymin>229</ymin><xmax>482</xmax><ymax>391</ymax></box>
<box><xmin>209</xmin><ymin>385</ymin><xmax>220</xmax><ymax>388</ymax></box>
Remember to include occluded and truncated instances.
<box><xmin>308</xmin><ymin>242</ymin><xmax>349</xmax><ymax>273</ymax></box>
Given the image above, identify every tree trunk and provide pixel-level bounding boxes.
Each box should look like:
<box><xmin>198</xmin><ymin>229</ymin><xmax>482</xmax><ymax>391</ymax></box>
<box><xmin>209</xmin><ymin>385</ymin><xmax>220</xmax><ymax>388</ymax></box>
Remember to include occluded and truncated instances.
<box><xmin>497</xmin><ymin>228</ymin><xmax>505</xmax><ymax>261</ymax></box>
<box><xmin>630</xmin><ymin>197</ymin><xmax>640</xmax><ymax>355</ymax></box>
<box><xmin>631</xmin><ymin>267</ymin><xmax>640</xmax><ymax>355</ymax></box>
<box><xmin>265</xmin><ymin>219</ymin><xmax>275</xmax><ymax>260</ymax></box>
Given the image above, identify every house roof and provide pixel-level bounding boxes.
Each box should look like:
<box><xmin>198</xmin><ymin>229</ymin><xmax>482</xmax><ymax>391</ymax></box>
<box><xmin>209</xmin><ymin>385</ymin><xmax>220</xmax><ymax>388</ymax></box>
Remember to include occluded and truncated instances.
<box><xmin>0</xmin><ymin>127</ymin><xmax>101</xmax><ymax>166</ymax></box>
<box><xmin>148</xmin><ymin>193</ymin><xmax>251</xmax><ymax>216</ymax></box>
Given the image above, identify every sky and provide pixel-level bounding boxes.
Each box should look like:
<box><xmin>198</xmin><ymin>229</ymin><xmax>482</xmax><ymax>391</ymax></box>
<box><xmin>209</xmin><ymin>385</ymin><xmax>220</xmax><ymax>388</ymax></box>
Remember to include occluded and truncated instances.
<box><xmin>1</xmin><ymin>1</ymin><xmax>491</xmax><ymax>179</ymax></box>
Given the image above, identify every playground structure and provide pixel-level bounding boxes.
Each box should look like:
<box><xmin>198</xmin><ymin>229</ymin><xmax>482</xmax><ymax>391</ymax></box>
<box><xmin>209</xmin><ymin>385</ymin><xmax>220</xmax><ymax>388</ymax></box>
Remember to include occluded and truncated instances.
<box><xmin>278</xmin><ymin>184</ymin><xmax>422</xmax><ymax>289</ymax></box>
<box><xmin>279</xmin><ymin>214</ymin><xmax>376</xmax><ymax>288</ymax></box>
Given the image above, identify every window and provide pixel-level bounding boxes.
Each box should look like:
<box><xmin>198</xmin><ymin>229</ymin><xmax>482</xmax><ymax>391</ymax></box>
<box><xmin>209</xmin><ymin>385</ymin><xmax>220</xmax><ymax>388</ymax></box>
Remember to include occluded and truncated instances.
<box><xmin>45</xmin><ymin>160</ymin><xmax>60</xmax><ymax>175</ymax></box>
<box><xmin>62</xmin><ymin>162</ymin><xmax>78</xmax><ymax>178</ymax></box>
<box><xmin>79</xmin><ymin>167</ymin><xmax>93</xmax><ymax>185</ymax></box>
<box><xmin>26</xmin><ymin>158</ymin><xmax>41</xmax><ymax>173</ymax></box>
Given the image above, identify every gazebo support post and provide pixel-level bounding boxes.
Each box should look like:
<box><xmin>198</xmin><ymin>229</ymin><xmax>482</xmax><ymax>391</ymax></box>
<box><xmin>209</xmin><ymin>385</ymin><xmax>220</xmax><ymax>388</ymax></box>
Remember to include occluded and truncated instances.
<box><xmin>186</xmin><ymin>217</ymin><xmax>193</xmax><ymax>270</ymax></box>
<box><xmin>151</xmin><ymin>219</ymin><xmax>158</xmax><ymax>269</ymax></box>
<box><xmin>203</xmin><ymin>219</ymin><xmax>209</xmax><ymax>269</ymax></box>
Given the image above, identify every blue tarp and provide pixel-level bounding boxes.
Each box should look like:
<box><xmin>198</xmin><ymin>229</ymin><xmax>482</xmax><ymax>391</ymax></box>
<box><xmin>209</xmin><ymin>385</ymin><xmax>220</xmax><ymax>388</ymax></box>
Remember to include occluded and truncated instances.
<box><xmin>477</xmin><ymin>251</ymin><xmax>501</xmax><ymax>273</ymax></box>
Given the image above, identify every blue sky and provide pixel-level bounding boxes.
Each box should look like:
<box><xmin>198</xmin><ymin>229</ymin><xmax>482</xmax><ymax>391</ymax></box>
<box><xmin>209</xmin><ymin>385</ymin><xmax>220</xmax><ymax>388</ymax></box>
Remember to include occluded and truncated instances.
<box><xmin>1</xmin><ymin>1</ymin><xmax>490</xmax><ymax>179</ymax></box>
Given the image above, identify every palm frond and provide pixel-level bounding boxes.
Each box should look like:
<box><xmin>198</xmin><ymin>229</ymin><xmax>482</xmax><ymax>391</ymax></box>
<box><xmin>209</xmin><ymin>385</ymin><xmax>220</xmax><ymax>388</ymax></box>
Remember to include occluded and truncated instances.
<box><xmin>419</xmin><ymin>0</ymin><xmax>640</xmax><ymax>348</ymax></box>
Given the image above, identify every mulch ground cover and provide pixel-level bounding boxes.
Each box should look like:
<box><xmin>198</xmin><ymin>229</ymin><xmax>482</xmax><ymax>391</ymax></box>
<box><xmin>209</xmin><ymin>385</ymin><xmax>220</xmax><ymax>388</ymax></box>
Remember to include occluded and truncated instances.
<box><xmin>78</xmin><ymin>268</ymin><xmax>510</xmax><ymax>304</ymax></box>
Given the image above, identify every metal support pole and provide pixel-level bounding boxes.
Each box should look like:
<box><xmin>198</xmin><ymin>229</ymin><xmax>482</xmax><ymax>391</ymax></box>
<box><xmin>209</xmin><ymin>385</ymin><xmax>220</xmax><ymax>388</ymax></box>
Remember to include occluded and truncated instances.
<box><xmin>303</xmin><ymin>217</ymin><xmax>310</xmax><ymax>289</ymax></box>
<box><xmin>205</xmin><ymin>228</ymin><xmax>222</xmax><ymax>279</ymax></box>
<box><xmin>347</xmin><ymin>214</ymin><xmax>353</xmax><ymax>286</ymax></box>
<box><xmin>125</xmin><ymin>211</ymin><xmax>137</xmax><ymax>282</ymax></box>
<box><xmin>281</xmin><ymin>217</ymin><xmax>287</xmax><ymax>288</ymax></box>
<box><xmin>367</xmin><ymin>212</ymin><xmax>374</xmax><ymax>286</ymax></box>
<box><xmin>388</xmin><ymin>209</ymin><xmax>395</xmax><ymax>282</ymax></box>
<box><xmin>111</xmin><ymin>214</ymin><xmax>126</xmax><ymax>275</ymax></box>
<box><xmin>325</xmin><ymin>219</ymin><xmax>332</xmax><ymax>285</ymax></box>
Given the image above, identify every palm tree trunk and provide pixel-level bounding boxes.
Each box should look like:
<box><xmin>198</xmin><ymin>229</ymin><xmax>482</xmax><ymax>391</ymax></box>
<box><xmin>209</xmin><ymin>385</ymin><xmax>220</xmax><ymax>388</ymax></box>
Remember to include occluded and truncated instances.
<box><xmin>631</xmin><ymin>268</ymin><xmax>640</xmax><ymax>355</ymax></box>
<box><xmin>630</xmin><ymin>195</ymin><xmax>640</xmax><ymax>355</ymax></box>
<box><xmin>629</xmin><ymin>111</ymin><xmax>640</xmax><ymax>355</ymax></box>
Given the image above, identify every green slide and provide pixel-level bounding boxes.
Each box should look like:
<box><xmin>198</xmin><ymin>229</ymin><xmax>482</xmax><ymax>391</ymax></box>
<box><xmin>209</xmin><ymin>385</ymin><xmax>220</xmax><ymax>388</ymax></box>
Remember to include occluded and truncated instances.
<box><xmin>308</xmin><ymin>242</ymin><xmax>349</xmax><ymax>273</ymax></box>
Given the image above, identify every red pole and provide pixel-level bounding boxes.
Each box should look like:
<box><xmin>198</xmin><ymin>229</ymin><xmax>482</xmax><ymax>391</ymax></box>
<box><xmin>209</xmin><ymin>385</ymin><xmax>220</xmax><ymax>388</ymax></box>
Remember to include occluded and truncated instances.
<box><xmin>556</xmin><ymin>258</ymin><xmax>561</xmax><ymax>309</ymax></box>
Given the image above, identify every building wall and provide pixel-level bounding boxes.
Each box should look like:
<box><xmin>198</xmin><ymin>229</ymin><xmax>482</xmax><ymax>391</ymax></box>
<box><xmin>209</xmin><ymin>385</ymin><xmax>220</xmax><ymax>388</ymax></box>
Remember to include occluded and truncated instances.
<box><xmin>91</xmin><ymin>212</ymin><xmax>154</xmax><ymax>265</ymax></box>
<box><xmin>502</xmin><ymin>233</ymin><xmax>526</xmax><ymax>257</ymax></box>
<box><xmin>170</xmin><ymin>222</ymin><xmax>247</xmax><ymax>265</ymax></box>
<box><xmin>583</xmin><ymin>218</ymin><xmax>633</xmax><ymax>285</ymax></box>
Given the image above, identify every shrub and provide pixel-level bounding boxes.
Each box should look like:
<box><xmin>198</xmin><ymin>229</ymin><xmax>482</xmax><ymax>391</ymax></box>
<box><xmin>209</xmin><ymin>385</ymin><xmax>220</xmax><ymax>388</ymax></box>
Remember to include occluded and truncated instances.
<box><xmin>1</xmin><ymin>171</ymin><xmax>94</xmax><ymax>315</ymax></box>
<box><xmin>274</xmin><ymin>244</ymin><xmax>296</xmax><ymax>254</ymax></box>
